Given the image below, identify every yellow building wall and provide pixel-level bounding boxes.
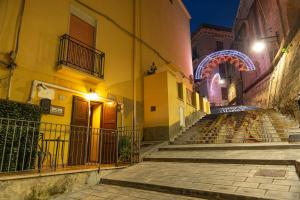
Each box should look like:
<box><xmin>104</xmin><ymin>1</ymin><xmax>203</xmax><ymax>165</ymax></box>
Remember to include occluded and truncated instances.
<box><xmin>1</xmin><ymin>0</ymin><xmax>199</xmax><ymax>143</ymax></box>
<box><xmin>0</xmin><ymin>0</ymin><xmax>137</xmax><ymax>127</ymax></box>
<box><xmin>144</xmin><ymin>71</ymin><xmax>169</xmax><ymax>127</ymax></box>
<box><xmin>0</xmin><ymin>0</ymin><xmax>202</xmax><ymax>165</ymax></box>
<box><xmin>140</xmin><ymin>0</ymin><xmax>192</xmax><ymax>78</ymax></box>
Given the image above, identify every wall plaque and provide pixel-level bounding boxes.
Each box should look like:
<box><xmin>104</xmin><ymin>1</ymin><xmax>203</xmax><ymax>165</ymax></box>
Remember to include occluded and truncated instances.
<box><xmin>50</xmin><ymin>105</ymin><xmax>65</xmax><ymax>116</ymax></box>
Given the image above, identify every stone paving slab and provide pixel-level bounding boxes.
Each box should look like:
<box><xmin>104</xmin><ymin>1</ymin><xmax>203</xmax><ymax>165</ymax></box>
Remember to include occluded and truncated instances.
<box><xmin>52</xmin><ymin>184</ymin><xmax>204</xmax><ymax>200</ymax></box>
<box><xmin>101</xmin><ymin>162</ymin><xmax>300</xmax><ymax>200</ymax></box>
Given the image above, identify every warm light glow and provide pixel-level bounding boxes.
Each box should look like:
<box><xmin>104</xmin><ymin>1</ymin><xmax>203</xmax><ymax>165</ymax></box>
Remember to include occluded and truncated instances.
<box><xmin>219</xmin><ymin>79</ymin><xmax>225</xmax><ymax>84</ymax></box>
<box><xmin>252</xmin><ymin>41</ymin><xmax>266</xmax><ymax>53</ymax></box>
<box><xmin>105</xmin><ymin>101</ymin><xmax>114</xmax><ymax>106</ymax></box>
<box><xmin>85</xmin><ymin>92</ymin><xmax>99</xmax><ymax>101</ymax></box>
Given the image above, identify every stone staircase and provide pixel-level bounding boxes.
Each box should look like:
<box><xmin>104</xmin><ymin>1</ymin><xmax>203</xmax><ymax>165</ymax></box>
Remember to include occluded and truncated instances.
<box><xmin>267</xmin><ymin>109</ymin><xmax>300</xmax><ymax>142</ymax></box>
<box><xmin>95</xmin><ymin>107</ymin><xmax>300</xmax><ymax>200</ymax></box>
<box><xmin>171</xmin><ymin>109</ymin><xmax>298</xmax><ymax>145</ymax></box>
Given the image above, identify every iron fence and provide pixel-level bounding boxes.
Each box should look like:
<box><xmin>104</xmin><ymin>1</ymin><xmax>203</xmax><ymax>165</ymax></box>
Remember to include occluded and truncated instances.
<box><xmin>58</xmin><ymin>34</ymin><xmax>105</xmax><ymax>79</ymax></box>
<box><xmin>0</xmin><ymin>118</ymin><xmax>140</xmax><ymax>174</ymax></box>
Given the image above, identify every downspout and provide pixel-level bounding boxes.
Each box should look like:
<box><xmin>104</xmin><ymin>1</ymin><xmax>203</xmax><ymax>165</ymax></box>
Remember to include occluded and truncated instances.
<box><xmin>132</xmin><ymin>0</ymin><xmax>136</xmax><ymax>128</ymax></box>
<box><xmin>6</xmin><ymin>0</ymin><xmax>26</xmax><ymax>100</ymax></box>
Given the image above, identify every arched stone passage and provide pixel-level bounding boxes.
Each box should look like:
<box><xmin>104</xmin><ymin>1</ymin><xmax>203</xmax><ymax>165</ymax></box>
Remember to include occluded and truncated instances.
<box><xmin>195</xmin><ymin>50</ymin><xmax>255</xmax><ymax>80</ymax></box>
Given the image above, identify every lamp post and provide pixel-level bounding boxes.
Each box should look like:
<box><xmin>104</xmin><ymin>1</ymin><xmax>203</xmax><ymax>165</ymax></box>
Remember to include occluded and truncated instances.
<box><xmin>252</xmin><ymin>32</ymin><xmax>280</xmax><ymax>53</ymax></box>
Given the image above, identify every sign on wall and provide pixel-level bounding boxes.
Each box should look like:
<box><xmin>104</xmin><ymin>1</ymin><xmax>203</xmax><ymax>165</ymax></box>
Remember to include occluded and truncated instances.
<box><xmin>50</xmin><ymin>105</ymin><xmax>65</xmax><ymax>116</ymax></box>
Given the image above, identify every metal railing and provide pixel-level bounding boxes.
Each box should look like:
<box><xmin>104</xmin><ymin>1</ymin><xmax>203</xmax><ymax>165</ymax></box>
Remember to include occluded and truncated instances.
<box><xmin>58</xmin><ymin>34</ymin><xmax>105</xmax><ymax>79</ymax></box>
<box><xmin>0</xmin><ymin>118</ymin><xmax>140</xmax><ymax>174</ymax></box>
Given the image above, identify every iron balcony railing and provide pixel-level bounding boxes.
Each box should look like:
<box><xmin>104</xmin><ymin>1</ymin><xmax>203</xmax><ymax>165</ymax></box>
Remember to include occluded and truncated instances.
<box><xmin>0</xmin><ymin>118</ymin><xmax>140</xmax><ymax>175</ymax></box>
<box><xmin>58</xmin><ymin>34</ymin><xmax>105</xmax><ymax>79</ymax></box>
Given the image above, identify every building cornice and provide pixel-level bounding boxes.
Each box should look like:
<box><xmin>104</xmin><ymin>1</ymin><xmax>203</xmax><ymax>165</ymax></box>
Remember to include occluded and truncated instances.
<box><xmin>178</xmin><ymin>0</ymin><xmax>191</xmax><ymax>20</ymax></box>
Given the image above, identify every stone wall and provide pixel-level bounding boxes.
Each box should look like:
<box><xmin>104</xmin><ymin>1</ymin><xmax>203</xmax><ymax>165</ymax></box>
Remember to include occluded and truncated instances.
<box><xmin>0</xmin><ymin>169</ymin><xmax>116</xmax><ymax>200</ymax></box>
<box><xmin>268</xmin><ymin>28</ymin><xmax>300</xmax><ymax>122</ymax></box>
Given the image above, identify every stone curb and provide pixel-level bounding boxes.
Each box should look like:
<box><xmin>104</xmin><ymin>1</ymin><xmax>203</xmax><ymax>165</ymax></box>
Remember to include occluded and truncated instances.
<box><xmin>100</xmin><ymin>178</ymin><xmax>272</xmax><ymax>200</ymax></box>
<box><xmin>159</xmin><ymin>144</ymin><xmax>300</xmax><ymax>151</ymax></box>
<box><xmin>143</xmin><ymin>157</ymin><xmax>295</xmax><ymax>165</ymax></box>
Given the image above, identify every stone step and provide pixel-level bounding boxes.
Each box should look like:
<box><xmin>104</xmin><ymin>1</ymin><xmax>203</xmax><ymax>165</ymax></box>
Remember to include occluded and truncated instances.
<box><xmin>100</xmin><ymin>162</ymin><xmax>300</xmax><ymax>200</ymax></box>
<box><xmin>143</xmin><ymin>157</ymin><xmax>295</xmax><ymax>165</ymax></box>
<box><xmin>160</xmin><ymin>143</ymin><xmax>300</xmax><ymax>151</ymax></box>
<box><xmin>100</xmin><ymin>178</ymin><xmax>270</xmax><ymax>200</ymax></box>
<box><xmin>143</xmin><ymin>148</ymin><xmax>300</xmax><ymax>165</ymax></box>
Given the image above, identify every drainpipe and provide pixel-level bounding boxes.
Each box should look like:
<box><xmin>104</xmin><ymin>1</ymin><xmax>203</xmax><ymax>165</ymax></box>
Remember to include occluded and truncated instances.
<box><xmin>6</xmin><ymin>0</ymin><xmax>26</xmax><ymax>100</ymax></box>
<box><xmin>132</xmin><ymin>0</ymin><xmax>137</xmax><ymax>128</ymax></box>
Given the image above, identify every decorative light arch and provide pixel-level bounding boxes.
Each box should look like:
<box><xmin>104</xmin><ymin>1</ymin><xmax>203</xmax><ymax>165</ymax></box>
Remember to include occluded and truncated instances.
<box><xmin>195</xmin><ymin>50</ymin><xmax>255</xmax><ymax>80</ymax></box>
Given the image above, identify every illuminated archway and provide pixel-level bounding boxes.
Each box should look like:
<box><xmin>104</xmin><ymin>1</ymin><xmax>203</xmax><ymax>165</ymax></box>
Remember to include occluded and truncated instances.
<box><xmin>210</xmin><ymin>73</ymin><xmax>222</xmax><ymax>93</ymax></box>
<box><xmin>195</xmin><ymin>50</ymin><xmax>255</xmax><ymax>80</ymax></box>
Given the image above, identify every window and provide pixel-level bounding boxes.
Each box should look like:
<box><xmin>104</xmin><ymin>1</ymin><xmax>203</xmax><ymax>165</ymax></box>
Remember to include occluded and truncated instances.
<box><xmin>221</xmin><ymin>87</ymin><xmax>228</xmax><ymax>100</ymax></box>
<box><xmin>186</xmin><ymin>89</ymin><xmax>196</xmax><ymax>106</ymax></box>
<box><xmin>177</xmin><ymin>82</ymin><xmax>183</xmax><ymax>100</ymax></box>
<box><xmin>192</xmin><ymin>92</ymin><xmax>197</xmax><ymax>107</ymax></box>
<box><xmin>216</xmin><ymin>41</ymin><xmax>224</xmax><ymax>51</ymax></box>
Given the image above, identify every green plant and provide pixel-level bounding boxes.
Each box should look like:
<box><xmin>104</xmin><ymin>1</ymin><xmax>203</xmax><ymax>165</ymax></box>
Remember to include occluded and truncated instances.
<box><xmin>118</xmin><ymin>136</ymin><xmax>131</xmax><ymax>163</ymax></box>
<box><xmin>0</xmin><ymin>99</ymin><xmax>41</xmax><ymax>172</ymax></box>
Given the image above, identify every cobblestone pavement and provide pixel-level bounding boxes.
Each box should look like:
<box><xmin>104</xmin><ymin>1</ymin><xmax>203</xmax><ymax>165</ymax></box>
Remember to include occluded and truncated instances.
<box><xmin>102</xmin><ymin>162</ymin><xmax>300</xmax><ymax>200</ymax></box>
<box><xmin>145</xmin><ymin>149</ymin><xmax>300</xmax><ymax>160</ymax></box>
<box><xmin>53</xmin><ymin>184</ymin><xmax>204</xmax><ymax>200</ymax></box>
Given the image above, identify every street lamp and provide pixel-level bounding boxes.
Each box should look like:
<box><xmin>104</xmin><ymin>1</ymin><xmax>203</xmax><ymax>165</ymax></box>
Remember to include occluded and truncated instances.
<box><xmin>251</xmin><ymin>32</ymin><xmax>280</xmax><ymax>53</ymax></box>
<box><xmin>252</xmin><ymin>41</ymin><xmax>266</xmax><ymax>53</ymax></box>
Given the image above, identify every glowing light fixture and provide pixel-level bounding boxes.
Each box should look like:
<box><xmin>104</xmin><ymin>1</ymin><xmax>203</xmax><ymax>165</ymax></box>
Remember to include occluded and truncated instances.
<box><xmin>85</xmin><ymin>92</ymin><xmax>100</xmax><ymax>101</ymax></box>
<box><xmin>252</xmin><ymin>40</ymin><xmax>266</xmax><ymax>53</ymax></box>
<box><xmin>219</xmin><ymin>79</ymin><xmax>226</xmax><ymax>84</ymax></box>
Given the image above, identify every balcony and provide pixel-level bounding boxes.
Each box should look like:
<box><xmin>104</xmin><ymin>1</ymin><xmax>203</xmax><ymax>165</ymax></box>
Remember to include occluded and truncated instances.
<box><xmin>57</xmin><ymin>34</ymin><xmax>105</xmax><ymax>83</ymax></box>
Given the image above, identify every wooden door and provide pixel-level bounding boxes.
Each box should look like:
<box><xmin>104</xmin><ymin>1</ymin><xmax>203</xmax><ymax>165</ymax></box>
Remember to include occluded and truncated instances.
<box><xmin>68</xmin><ymin>14</ymin><xmax>95</xmax><ymax>72</ymax></box>
<box><xmin>69</xmin><ymin>96</ymin><xmax>89</xmax><ymax>166</ymax></box>
<box><xmin>101</xmin><ymin>102</ymin><xmax>117</xmax><ymax>164</ymax></box>
<box><xmin>89</xmin><ymin>103</ymin><xmax>102</xmax><ymax>163</ymax></box>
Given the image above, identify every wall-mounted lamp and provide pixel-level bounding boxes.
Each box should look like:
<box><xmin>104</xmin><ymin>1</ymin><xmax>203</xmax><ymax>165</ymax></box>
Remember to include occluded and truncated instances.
<box><xmin>147</xmin><ymin>62</ymin><xmax>157</xmax><ymax>75</ymax></box>
<box><xmin>219</xmin><ymin>79</ymin><xmax>226</xmax><ymax>84</ymax></box>
<box><xmin>85</xmin><ymin>92</ymin><xmax>99</xmax><ymax>101</ymax></box>
<box><xmin>252</xmin><ymin>32</ymin><xmax>279</xmax><ymax>53</ymax></box>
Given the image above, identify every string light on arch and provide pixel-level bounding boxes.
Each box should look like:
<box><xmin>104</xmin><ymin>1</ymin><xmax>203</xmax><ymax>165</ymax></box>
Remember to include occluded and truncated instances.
<box><xmin>195</xmin><ymin>50</ymin><xmax>256</xmax><ymax>80</ymax></box>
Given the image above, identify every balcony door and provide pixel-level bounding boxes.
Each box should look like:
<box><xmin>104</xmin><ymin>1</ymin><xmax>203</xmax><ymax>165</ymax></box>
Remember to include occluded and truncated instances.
<box><xmin>68</xmin><ymin>14</ymin><xmax>95</xmax><ymax>73</ymax></box>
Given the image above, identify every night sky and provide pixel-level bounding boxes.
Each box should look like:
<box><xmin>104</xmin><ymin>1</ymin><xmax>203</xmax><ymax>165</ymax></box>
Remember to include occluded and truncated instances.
<box><xmin>182</xmin><ymin>0</ymin><xmax>240</xmax><ymax>32</ymax></box>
